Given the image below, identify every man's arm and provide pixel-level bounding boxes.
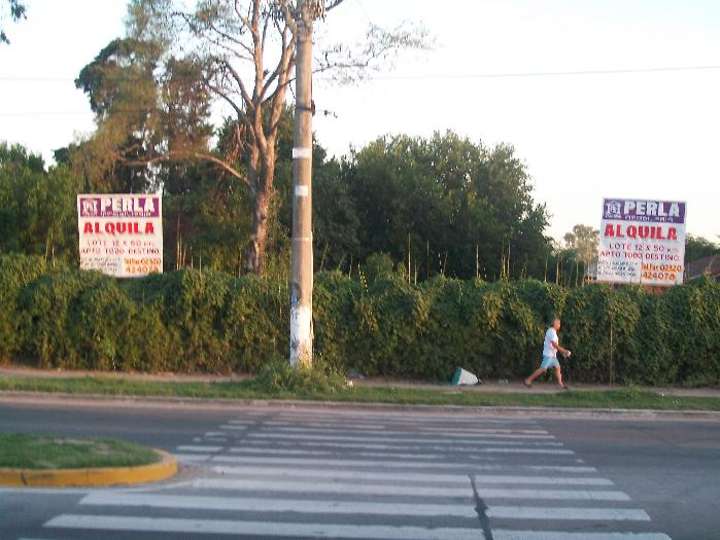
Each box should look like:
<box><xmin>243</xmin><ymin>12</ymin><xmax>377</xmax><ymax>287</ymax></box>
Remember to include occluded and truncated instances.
<box><xmin>551</xmin><ymin>340</ymin><xmax>571</xmax><ymax>356</ymax></box>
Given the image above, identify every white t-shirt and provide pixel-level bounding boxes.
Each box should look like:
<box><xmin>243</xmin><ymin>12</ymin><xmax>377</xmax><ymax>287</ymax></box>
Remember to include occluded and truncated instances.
<box><xmin>543</xmin><ymin>328</ymin><xmax>559</xmax><ymax>358</ymax></box>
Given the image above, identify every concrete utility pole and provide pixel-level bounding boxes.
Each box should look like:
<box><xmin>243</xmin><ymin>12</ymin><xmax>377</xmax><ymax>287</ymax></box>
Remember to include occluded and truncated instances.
<box><xmin>289</xmin><ymin>0</ymin><xmax>315</xmax><ymax>367</ymax></box>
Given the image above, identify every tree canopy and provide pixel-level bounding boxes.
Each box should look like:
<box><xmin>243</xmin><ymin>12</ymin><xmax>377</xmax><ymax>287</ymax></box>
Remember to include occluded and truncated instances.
<box><xmin>563</xmin><ymin>224</ymin><xmax>599</xmax><ymax>266</ymax></box>
<box><xmin>0</xmin><ymin>0</ymin><xmax>25</xmax><ymax>44</ymax></box>
<box><xmin>685</xmin><ymin>234</ymin><xmax>720</xmax><ymax>263</ymax></box>
<box><xmin>0</xmin><ymin>2</ymin><xmax>581</xmax><ymax>284</ymax></box>
<box><xmin>63</xmin><ymin>0</ymin><xmax>429</xmax><ymax>274</ymax></box>
<box><xmin>0</xmin><ymin>143</ymin><xmax>79</xmax><ymax>262</ymax></box>
<box><xmin>339</xmin><ymin>132</ymin><xmax>550</xmax><ymax>280</ymax></box>
<box><xmin>4</xmin><ymin>129</ymin><xmax>555</xmax><ymax>283</ymax></box>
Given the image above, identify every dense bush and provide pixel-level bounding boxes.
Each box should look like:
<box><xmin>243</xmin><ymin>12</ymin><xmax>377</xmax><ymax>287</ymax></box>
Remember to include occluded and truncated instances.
<box><xmin>0</xmin><ymin>254</ymin><xmax>54</xmax><ymax>360</ymax></box>
<box><xmin>1</xmin><ymin>254</ymin><xmax>719</xmax><ymax>385</ymax></box>
<box><xmin>253</xmin><ymin>358</ymin><xmax>348</xmax><ymax>395</ymax></box>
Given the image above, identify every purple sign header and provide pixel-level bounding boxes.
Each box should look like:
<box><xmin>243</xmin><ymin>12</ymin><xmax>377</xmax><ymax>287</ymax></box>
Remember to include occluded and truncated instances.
<box><xmin>602</xmin><ymin>199</ymin><xmax>686</xmax><ymax>224</ymax></box>
<box><xmin>78</xmin><ymin>196</ymin><xmax>161</xmax><ymax>218</ymax></box>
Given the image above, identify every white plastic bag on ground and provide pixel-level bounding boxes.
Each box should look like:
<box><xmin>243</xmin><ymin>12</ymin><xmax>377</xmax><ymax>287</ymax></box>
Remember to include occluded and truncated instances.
<box><xmin>451</xmin><ymin>367</ymin><xmax>480</xmax><ymax>386</ymax></box>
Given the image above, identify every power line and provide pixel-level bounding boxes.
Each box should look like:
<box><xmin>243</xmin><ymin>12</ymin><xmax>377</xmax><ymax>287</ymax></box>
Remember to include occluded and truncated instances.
<box><xmin>2</xmin><ymin>63</ymin><xmax>719</xmax><ymax>117</ymax></box>
<box><xmin>367</xmin><ymin>64</ymin><xmax>720</xmax><ymax>81</ymax></box>
<box><xmin>0</xmin><ymin>111</ymin><xmax>91</xmax><ymax>117</ymax></box>
<box><xmin>2</xmin><ymin>63</ymin><xmax>720</xmax><ymax>84</ymax></box>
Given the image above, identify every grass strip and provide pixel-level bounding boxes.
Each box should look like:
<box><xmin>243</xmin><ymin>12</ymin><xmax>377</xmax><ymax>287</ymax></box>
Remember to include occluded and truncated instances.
<box><xmin>0</xmin><ymin>376</ymin><xmax>719</xmax><ymax>411</ymax></box>
<box><xmin>0</xmin><ymin>433</ymin><xmax>159</xmax><ymax>469</ymax></box>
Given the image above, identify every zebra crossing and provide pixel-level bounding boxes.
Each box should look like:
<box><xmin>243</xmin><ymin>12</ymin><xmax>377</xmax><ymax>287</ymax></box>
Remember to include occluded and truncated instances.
<box><xmin>23</xmin><ymin>408</ymin><xmax>672</xmax><ymax>539</ymax></box>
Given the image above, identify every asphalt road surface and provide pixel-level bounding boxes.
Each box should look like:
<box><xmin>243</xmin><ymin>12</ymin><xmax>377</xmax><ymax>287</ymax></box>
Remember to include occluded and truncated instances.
<box><xmin>1</xmin><ymin>398</ymin><xmax>719</xmax><ymax>540</ymax></box>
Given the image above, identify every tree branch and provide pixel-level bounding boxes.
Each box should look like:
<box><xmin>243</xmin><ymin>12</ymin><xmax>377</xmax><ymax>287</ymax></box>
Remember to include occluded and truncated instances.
<box><xmin>122</xmin><ymin>151</ymin><xmax>250</xmax><ymax>187</ymax></box>
<box><xmin>261</xmin><ymin>23</ymin><xmax>294</xmax><ymax>100</ymax></box>
<box><xmin>215</xmin><ymin>58</ymin><xmax>255</xmax><ymax>111</ymax></box>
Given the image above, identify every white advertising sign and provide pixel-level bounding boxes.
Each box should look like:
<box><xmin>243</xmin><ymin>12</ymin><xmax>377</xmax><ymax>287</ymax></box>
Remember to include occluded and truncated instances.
<box><xmin>77</xmin><ymin>194</ymin><xmax>163</xmax><ymax>278</ymax></box>
<box><xmin>597</xmin><ymin>198</ymin><xmax>686</xmax><ymax>286</ymax></box>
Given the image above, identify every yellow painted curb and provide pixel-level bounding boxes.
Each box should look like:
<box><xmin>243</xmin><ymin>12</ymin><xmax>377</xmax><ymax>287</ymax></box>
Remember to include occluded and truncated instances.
<box><xmin>0</xmin><ymin>449</ymin><xmax>177</xmax><ymax>488</ymax></box>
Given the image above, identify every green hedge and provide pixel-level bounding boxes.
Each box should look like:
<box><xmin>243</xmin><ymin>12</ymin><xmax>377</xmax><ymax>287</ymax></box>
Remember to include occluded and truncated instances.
<box><xmin>1</xmin><ymin>255</ymin><xmax>719</xmax><ymax>385</ymax></box>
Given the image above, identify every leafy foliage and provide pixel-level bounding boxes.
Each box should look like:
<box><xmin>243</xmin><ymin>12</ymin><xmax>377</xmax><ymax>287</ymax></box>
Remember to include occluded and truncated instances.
<box><xmin>685</xmin><ymin>234</ymin><xmax>720</xmax><ymax>263</ymax></box>
<box><xmin>4</xmin><ymin>128</ymin><xmax>555</xmax><ymax>284</ymax></box>
<box><xmin>253</xmin><ymin>358</ymin><xmax>348</xmax><ymax>395</ymax></box>
<box><xmin>0</xmin><ymin>0</ymin><xmax>25</xmax><ymax>44</ymax></box>
<box><xmin>563</xmin><ymin>224</ymin><xmax>599</xmax><ymax>266</ymax></box>
<box><xmin>67</xmin><ymin>37</ymin><xmax>213</xmax><ymax>193</ymax></box>
<box><xmin>0</xmin><ymin>143</ymin><xmax>80</xmax><ymax>264</ymax></box>
<box><xmin>342</xmin><ymin>132</ymin><xmax>551</xmax><ymax>280</ymax></box>
<box><xmin>3</xmin><ymin>255</ymin><xmax>719</xmax><ymax>386</ymax></box>
<box><xmin>0</xmin><ymin>254</ymin><xmax>51</xmax><ymax>360</ymax></box>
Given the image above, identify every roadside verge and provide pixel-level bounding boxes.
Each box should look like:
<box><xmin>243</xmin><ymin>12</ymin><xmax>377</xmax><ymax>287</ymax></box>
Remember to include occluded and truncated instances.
<box><xmin>0</xmin><ymin>449</ymin><xmax>177</xmax><ymax>488</ymax></box>
<box><xmin>1</xmin><ymin>391</ymin><xmax>719</xmax><ymax>422</ymax></box>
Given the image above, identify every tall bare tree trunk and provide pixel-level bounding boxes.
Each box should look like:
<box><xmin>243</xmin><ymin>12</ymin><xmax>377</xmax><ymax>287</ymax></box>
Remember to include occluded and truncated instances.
<box><xmin>245</xmin><ymin>144</ymin><xmax>276</xmax><ymax>275</ymax></box>
<box><xmin>247</xmin><ymin>187</ymin><xmax>270</xmax><ymax>274</ymax></box>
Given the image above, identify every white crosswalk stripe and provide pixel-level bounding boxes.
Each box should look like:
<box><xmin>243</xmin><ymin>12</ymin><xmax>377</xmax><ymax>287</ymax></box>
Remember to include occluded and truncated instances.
<box><xmin>246</xmin><ymin>432</ymin><xmax>561</xmax><ymax>444</ymax></box>
<box><xmin>192</xmin><ymin>477</ymin><xmax>477</xmax><ymax>497</ymax></box>
<box><xmin>45</xmin><ymin>515</ymin><xmax>487</xmax><ymax>539</ymax></box>
<box><xmin>177</xmin><ymin>445</ymin><xmax>224</xmax><ymax>452</ymax></box>
<box><xmin>34</xmin><ymin>410</ymin><xmax>673</xmax><ymax>540</ymax></box>
<box><xmin>418</xmin><ymin>427</ymin><xmax>550</xmax><ymax>435</ymax></box>
<box><xmin>270</xmin><ymin>412</ymin><xmax>537</xmax><ymax>424</ymax></box>
<box><xmin>80</xmin><ymin>492</ymin><xmax>480</xmax><ymax>517</ymax></box>
<box><xmin>487</xmin><ymin>506</ymin><xmax>651</xmax><ymax>521</ymax></box>
<box><xmin>492</xmin><ymin>532</ymin><xmax>671</xmax><ymax>540</ymax></box>
<box><xmin>176</xmin><ymin>453</ymin><xmax>497</xmax><ymax>466</ymax></box>
<box><xmin>475</xmin><ymin>488</ymin><xmax>631</xmax><ymax>501</ymax></box>
<box><xmin>238</xmin><ymin>440</ymin><xmax>566</xmax><ymax>452</ymax></box>
<box><xmin>476</xmin><ymin>447</ymin><xmax>575</xmax><ymax>454</ymax></box>
<box><xmin>211</xmin><ymin>465</ymin><xmax>614</xmax><ymax>485</ymax></box>
<box><xmin>261</xmin><ymin>420</ymin><xmax>389</xmax><ymax>429</ymax></box>
<box><xmin>192</xmin><ymin>437</ymin><xmax>227</xmax><ymax>443</ymax></box>
<box><xmin>179</xmin><ymin>453</ymin><xmax>598</xmax><ymax>471</ymax></box>
<box><xmin>218</xmin><ymin>424</ymin><xmax>250</xmax><ymax>430</ymax></box>
<box><xmin>230</xmin><ymin>447</ymin><xmax>449</xmax><ymax>459</ymax></box>
<box><xmin>258</xmin><ymin>425</ymin><xmax>556</xmax><ymax>439</ymax></box>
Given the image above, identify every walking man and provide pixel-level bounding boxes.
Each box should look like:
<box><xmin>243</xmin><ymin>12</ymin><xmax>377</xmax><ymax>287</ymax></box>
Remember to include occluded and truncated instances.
<box><xmin>524</xmin><ymin>317</ymin><xmax>571</xmax><ymax>390</ymax></box>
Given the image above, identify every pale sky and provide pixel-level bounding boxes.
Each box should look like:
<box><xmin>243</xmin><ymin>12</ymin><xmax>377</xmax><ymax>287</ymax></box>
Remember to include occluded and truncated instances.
<box><xmin>1</xmin><ymin>0</ymin><xmax>719</xmax><ymax>241</ymax></box>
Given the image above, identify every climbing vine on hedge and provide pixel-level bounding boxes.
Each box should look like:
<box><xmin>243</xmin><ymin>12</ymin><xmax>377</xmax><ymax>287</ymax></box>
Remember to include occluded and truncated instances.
<box><xmin>1</xmin><ymin>255</ymin><xmax>718</xmax><ymax>385</ymax></box>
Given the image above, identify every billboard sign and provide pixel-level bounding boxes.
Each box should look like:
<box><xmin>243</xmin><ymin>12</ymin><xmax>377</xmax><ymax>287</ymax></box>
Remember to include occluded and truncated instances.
<box><xmin>77</xmin><ymin>194</ymin><xmax>163</xmax><ymax>277</ymax></box>
<box><xmin>597</xmin><ymin>198</ymin><xmax>686</xmax><ymax>286</ymax></box>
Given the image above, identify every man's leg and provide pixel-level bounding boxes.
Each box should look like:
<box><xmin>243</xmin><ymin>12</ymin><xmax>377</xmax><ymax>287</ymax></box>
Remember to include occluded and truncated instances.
<box><xmin>554</xmin><ymin>366</ymin><xmax>566</xmax><ymax>388</ymax></box>
<box><xmin>525</xmin><ymin>368</ymin><xmax>546</xmax><ymax>386</ymax></box>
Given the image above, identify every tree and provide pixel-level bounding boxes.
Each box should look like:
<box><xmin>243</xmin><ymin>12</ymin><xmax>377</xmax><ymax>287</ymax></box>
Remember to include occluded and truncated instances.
<box><xmin>69</xmin><ymin>37</ymin><xmax>214</xmax><ymax>194</ymax></box>
<box><xmin>93</xmin><ymin>0</ymin><xmax>428</xmax><ymax>274</ymax></box>
<box><xmin>563</xmin><ymin>224</ymin><xmax>599</xmax><ymax>265</ymax></box>
<box><xmin>0</xmin><ymin>142</ymin><xmax>80</xmax><ymax>262</ymax></box>
<box><xmin>685</xmin><ymin>234</ymin><xmax>720</xmax><ymax>263</ymax></box>
<box><xmin>560</xmin><ymin>225</ymin><xmax>599</xmax><ymax>286</ymax></box>
<box><xmin>341</xmin><ymin>132</ymin><xmax>551</xmax><ymax>280</ymax></box>
<box><xmin>71</xmin><ymin>38</ymin><xmax>167</xmax><ymax>193</ymax></box>
<box><xmin>162</xmin><ymin>158</ymin><xmax>253</xmax><ymax>273</ymax></box>
<box><xmin>1</xmin><ymin>0</ymin><xmax>25</xmax><ymax>44</ymax></box>
<box><xmin>312</xmin><ymin>157</ymin><xmax>361</xmax><ymax>271</ymax></box>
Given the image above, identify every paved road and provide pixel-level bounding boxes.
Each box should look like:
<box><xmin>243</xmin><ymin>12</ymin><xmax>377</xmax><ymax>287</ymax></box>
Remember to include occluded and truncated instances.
<box><xmin>1</xmin><ymin>399</ymin><xmax>719</xmax><ymax>539</ymax></box>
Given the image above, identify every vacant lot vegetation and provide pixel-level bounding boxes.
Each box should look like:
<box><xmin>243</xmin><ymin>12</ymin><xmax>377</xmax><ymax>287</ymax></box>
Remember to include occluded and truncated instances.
<box><xmin>1</xmin><ymin>254</ymin><xmax>719</xmax><ymax>386</ymax></box>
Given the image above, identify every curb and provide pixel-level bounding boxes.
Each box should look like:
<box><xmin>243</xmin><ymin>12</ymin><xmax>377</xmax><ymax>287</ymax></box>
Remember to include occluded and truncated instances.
<box><xmin>1</xmin><ymin>390</ymin><xmax>719</xmax><ymax>421</ymax></box>
<box><xmin>0</xmin><ymin>449</ymin><xmax>177</xmax><ymax>488</ymax></box>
